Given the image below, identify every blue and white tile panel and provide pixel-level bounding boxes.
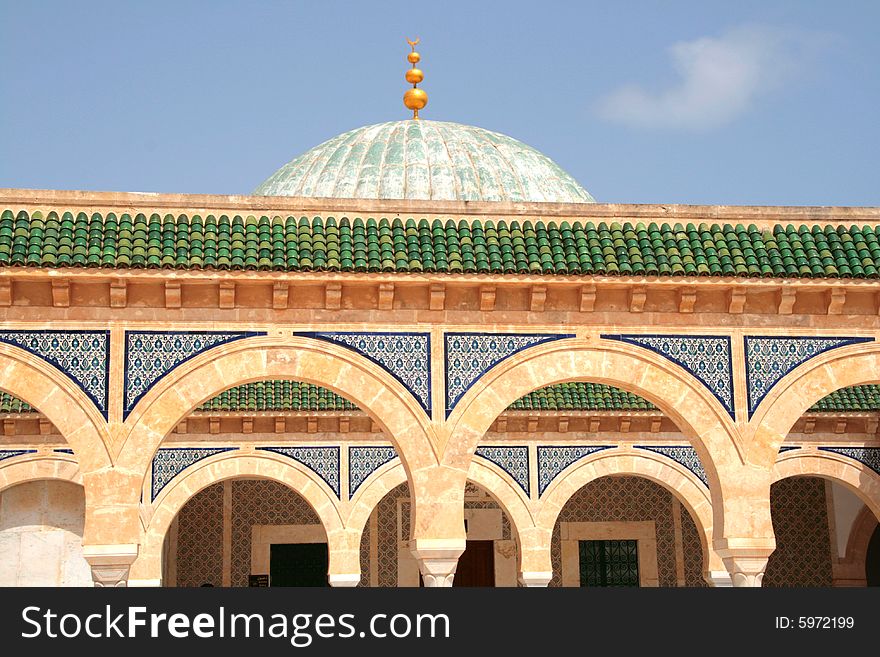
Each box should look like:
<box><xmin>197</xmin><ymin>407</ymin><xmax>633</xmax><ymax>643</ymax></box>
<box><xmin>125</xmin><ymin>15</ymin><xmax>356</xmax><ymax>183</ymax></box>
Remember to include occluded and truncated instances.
<box><xmin>445</xmin><ymin>333</ymin><xmax>575</xmax><ymax>417</ymax></box>
<box><xmin>474</xmin><ymin>445</ymin><xmax>530</xmax><ymax>497</ymax></box>
<box><xmin>744</xmin><ymin>336</ymin><xmax>872</xmax><ymax>419</ymax></box>
<box><xmin>294</xmin><ymin>332</ymin><xmax>432</xmax><ymax>414</ymax></box>
<box><xmin>0</xmin><ymin>330</ymin><xmax>110</xmax><ymax>418</ymax></box>
<box><xmin>151</xmin><ymin>447</ymin><xmax>238</xmax><ymax>501</ymax></box>
<box><xmin>633</xmin><ymin>445</ymin><xmax>709</xmax><ymax>488</ymax></box>
<box><xmin>257</xmin><ymin>446</ymin><xmax>341</xmax><ymax>498</ymax></box>
<box><xmin>0</xmin><ymin>449</ymin><xmax>37</xmax><ymax>463</ymax></box>
<box><xmin>817</xmin><ymin>447</ymin><xmax>880</xmax><ymax>477</ymax></box>
<box><xmin>601</xmin><ymin>334</ymin><xmax>734</xmax><ymax>419</ymax></box>
<box><xmin>536</xmin><ymin>445</ymin><xmax>615</xmax><ymax>496</ymax></box>
<box><xmin>348</xmin><ymin>446</ymin><xmax>399</xmax><ymax>498</ymax></box>
<box><xmin>124</xmin><ymin>331</ymin><xmax>265</xmax><ymax>419</ymax></box>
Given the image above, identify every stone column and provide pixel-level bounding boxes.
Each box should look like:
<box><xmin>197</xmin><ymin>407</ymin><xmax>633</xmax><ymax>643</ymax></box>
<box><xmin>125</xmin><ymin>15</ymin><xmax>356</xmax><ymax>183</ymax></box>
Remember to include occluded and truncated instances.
<box><xmin>410</xmin><ymin>539</ymin><xmax>466</xmax><ymax>587</ymax></box>
<box><xmin>83</xmin><ymin>544</ymin><xmax>139</xmax><ymax>587</ymax></box>
<box><xmin>82</xmin><ymin>468</ymin><xmax>143</xmax><ymax>587</ymax></box>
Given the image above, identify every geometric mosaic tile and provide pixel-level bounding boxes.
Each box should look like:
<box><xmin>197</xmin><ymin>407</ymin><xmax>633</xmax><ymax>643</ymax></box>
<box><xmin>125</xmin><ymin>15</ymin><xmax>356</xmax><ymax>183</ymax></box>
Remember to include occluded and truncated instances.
<box><xmin>124</xmin><ymin>330</ymin><xmax>265</xmax><ymax>419</ymax></box>
<box><xmin>536</xmin><ymin>445</ymin><xmax>615</xmax><ymax>496</ymax></box>
<box><xmin>445</xmin><ymin>333</ymin><xmax>575</xmax><ymax>417</ymax></box>
<box><xmin>348</xmin><ymin>446</ymin><xmax>399</xmax><ymax>498</ymax></box>
<box><xmin>602</xmin><ymin>334</ymin><xmax>735</xmax><ymax>419</ymax></box>
<box><xmin>52</xmin><ymin>448</ymin><xmax>75</xmax><ymax>454</ymax></box>
<box><xmin>744</xmin><ymin>336</ymin><xmax>873</xmax><ymax>419</ymax></box>
<box><xmin>0</xmin><ymin>330</ymin><xmax>110</xmax><ymax>417</ymax></box>
<box><xmin>150</xmin><ymin>447</ymin><xmax>238</xmax><ymax>501</ymax></box>
<box><xmin>474</xmin><ymin>445</ymin><xmax>530</xmax><ymax>497</ymax></box>
<box><xmin>295</xmin><ymin>332</ymin><xmax>432</xmax><ymax>414</ymax></box>
<box><xmin>817</xmin><ymin>446</ymin><xmax>880</xmax><ymax>477</ymax></box>
<box><xmin>778</xmin><ymin>446</ymin><xmax>801</xmax><ymax>454</ymax></box>
<box><xmin>0</xmin><ymin>449</ymin><xmax>37</xmax><ymax>463</ymax></box>
<box><xmin>256</xmin><ymin>446</ymin><xmax>341</xmax><ymax>498</ymax></box>
<box><xmin>633</xmin><ymin>445</ymin><xmax>709</xmax><ymax>487</ymax></box>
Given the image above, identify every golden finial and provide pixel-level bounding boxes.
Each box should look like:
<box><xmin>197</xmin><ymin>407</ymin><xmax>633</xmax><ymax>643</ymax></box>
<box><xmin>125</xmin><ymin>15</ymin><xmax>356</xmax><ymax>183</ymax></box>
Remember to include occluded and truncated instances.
<box><xmin>403</xmin><ymin>37</ymin><xmax>427</xmax><ymax>120</ymax></box>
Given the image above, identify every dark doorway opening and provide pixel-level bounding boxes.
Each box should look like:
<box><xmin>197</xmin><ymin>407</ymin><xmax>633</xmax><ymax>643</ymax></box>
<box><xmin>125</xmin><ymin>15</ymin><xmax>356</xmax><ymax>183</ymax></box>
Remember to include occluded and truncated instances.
<box><xmin>453</xmin><ymin>540</ymin><xmax>495</xmax><ymax>587</ymax></box>
<box><xmin>269</xmin><ymin>543</ymin><xmax>329</xmax><ymax>587</ymax></box>
<box><xmin>579</xmin><ymin>539</ymin><xmax>640</xmax><ymax>587</ymax></box>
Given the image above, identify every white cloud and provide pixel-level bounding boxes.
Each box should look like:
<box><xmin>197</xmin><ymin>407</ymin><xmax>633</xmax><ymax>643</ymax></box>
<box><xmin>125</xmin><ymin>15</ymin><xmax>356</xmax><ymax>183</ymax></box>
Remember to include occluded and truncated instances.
<box><xmin>595</xmin><ymin>25</ymin><xmax>818</xmax><ymax>130</ymax></box>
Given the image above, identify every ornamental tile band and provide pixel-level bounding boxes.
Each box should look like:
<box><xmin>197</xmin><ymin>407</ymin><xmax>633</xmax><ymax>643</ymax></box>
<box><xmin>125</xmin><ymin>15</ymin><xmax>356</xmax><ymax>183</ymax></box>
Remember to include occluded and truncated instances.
<box><xmin>474</xmin><ymin>446</ymin><xmax>530</xmax><ymax>497</ymax></box>
<box><xmin>633</xmin><ymin>445</ymin><xmax>709</xmax><ymax>487</ymax></box>
<box><xmin>151</xmin><ymin>447</ymin><xmax>238</xmax><ymax>501</ymax></box>
<box><xmin>817</xmin><ymin>447</ymin><xmax>880</xmax><ymax>477</ymax></box>
<box><xmin>295</xmin><ymin>332</ymin><xmax>431</xmax><ymax>414</ymax></box>
<box><xmin>124</xmin><ymin>331</ymin><xmax>265</xmax><ymax>419</ymax></box>
<box><xmin>52</xmin><ymin>448</ymin><xmax>74</xmax><ymax>455</ymax></box>
<box><xmin>744</xmin><ymin>336</ymin><xmax>873</xmax><ymax>418</ymax></box>
<box><xmin>445</xmin><ymin>333</ymin><xmax>574</xmax><ymax>417</ymax></box>
<box><xmin>537</xmin><ymin>445</ymin><xmax>615</xmax><ymax>496</ymax></box>
<box><xmin>602</xmin><ymin>334</ymin><xmax>734</xmax><ymax>419</ymax></box>
<box><xmin>0</xmin><ymin>449</ymin><xmax>37</xmax><ymax>463</ymax></box>
<box><xmin>778</xmin><ymin>446</ymin><xmax>801</xmax><ymax>454</ymax></box>
<box><xmin>0</xmin><ymin>330</ymin><xmax>110</xmax><ymax>418</ymax></box>
<box><xmin>348</xmin><ymin>446</ymin><xmax>399</xmax><ymax>498</ymax></box>
<box><xmin>256</xmin><ymin>446</ymin><xmax>341</xmax><ymax>498</ymax></box>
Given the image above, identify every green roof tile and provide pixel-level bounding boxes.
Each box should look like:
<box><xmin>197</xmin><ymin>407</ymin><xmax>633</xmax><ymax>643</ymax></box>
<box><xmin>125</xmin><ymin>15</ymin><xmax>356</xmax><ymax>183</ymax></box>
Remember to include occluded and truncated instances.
<box><xmin>1</xmin><ymin>383</ymin><xmax>877</xmax><ymax>417</ymax></box>
<box><xmin>3</xmin><ymin>210</ymin><xmax>880</xmax><ymax>279</ymax></box>
<box><xmin>0</xmin><ymin>391</ymin><xmax>35</xmax><ymax>413</ymax></box>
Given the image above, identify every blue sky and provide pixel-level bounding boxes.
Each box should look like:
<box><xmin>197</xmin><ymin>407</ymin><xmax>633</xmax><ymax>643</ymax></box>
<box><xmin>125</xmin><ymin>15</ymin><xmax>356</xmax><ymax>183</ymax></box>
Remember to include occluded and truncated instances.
<box><xmin>1</xmin><ymin>0</ymin><xmax>877</xmax><ymax>206</ymax></box>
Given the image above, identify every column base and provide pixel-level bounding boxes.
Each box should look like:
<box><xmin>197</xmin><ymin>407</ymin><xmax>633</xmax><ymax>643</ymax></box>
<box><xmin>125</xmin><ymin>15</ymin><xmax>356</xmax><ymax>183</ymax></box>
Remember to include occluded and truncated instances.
<box><xmin>328</xmin><ymin>573</ymin><xmax>361</xmax><ymax>587</ymax></box>
<box><xmin>519</xmin><ymin>571</ymin><xmax>553</xmax><ymax>587</ymax></box>
<box><xmin>83</xmin><ymin>544</ymin><xmax>139</xmax><ymax>587</ymax></box>
<box><xmin>410</xmin><ymin>538</ymin><xmax>466</xmax><ymax>587</ymax></box>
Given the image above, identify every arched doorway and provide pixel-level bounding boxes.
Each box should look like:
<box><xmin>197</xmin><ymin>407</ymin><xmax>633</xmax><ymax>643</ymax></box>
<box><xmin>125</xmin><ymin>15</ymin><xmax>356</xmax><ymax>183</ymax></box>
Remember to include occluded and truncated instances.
<box><xmin>547</xmin><ymin>475</ymin><xmax>706</xmax><ymax>587</ymax></box>
<box><xmin>167</xmin><ymin>478</ymin><xmax>330</xmax><ymax>587</ymax></box>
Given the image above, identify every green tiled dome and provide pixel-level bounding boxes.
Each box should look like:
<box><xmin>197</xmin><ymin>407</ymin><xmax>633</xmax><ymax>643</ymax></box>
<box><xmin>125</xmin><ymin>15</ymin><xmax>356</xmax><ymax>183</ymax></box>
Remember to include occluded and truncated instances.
<box><xmin>254</xmin><ymin>120</ymin><xmax>595</xmax><ymax>203</ymax></box>
<box><xmin>5</xmin><ymin>210</ymin><xmax>880</xmax><ymax>279</ymax></box>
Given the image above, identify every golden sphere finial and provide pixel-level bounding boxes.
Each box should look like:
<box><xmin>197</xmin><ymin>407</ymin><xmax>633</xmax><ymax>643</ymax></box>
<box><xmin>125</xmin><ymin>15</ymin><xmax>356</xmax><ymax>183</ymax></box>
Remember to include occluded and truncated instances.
<box><xmin>404</xmin><ymin>37</ymin><xmax>427</xmax><ymax>120</ymax></box>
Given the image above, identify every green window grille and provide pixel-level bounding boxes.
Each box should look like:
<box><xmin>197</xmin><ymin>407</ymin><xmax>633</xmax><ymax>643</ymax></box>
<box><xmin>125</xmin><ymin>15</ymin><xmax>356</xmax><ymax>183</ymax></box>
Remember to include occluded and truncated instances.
<box><xmin>579</xmin><ymin>539</ymin><xmax>640</xmax><ymax>587</ymax></box>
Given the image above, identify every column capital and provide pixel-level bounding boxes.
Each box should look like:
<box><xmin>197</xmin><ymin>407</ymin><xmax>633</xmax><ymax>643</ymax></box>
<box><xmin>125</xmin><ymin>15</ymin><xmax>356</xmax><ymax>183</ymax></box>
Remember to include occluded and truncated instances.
<box><xmin>714</xmin><ymin>540</ymin><xmax>775</xmax><ymax>588</ymax></box>
<box><xmin>83</xmin><ymin>544</ymin><xmax>139</xmax><ymax>587</ymax></box>
<box><xmin>519</xmin><ymin>571</ymin><xmax>553</xmax><ymax>587</ymax></box>
<box><xmin>328</xmin><ymin>573</ymin><xmax>361</xmax><ymax>587</ymax></box>
<box><xmin>410</xmin><ymin>538</ymin><xmax>466</xmax><ymax>587</ymax></box>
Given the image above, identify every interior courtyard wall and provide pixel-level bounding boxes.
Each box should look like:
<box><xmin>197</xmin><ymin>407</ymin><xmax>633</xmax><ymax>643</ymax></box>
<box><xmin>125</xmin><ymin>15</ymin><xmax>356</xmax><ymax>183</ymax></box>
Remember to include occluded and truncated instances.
<box><xmin>0</xmin><ymin>480</ymin><xmax>91</xmax><ymax>586</ymax></box>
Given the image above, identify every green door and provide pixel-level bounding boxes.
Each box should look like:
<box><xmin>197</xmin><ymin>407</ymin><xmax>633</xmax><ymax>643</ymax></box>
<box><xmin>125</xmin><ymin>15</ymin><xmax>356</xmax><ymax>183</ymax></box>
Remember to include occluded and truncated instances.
<box><xmin>269</xmin><ymin>543</ymin><xmax>329</xmax><ymax>587</ymax></box>
<box><xmin>579</xmin><ymin>539</ymin><xmax>640</xmax><ymax>587</ymax></box>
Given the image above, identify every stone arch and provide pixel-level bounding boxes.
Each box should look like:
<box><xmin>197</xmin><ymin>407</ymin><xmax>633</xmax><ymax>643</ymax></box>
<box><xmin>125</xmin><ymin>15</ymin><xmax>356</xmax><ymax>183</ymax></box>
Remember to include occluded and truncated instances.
<box><xmin>750</xmin><ymin>342</ymin><xmax>880</xmax><ymax>466</ymax></box>
<box><xmin>134</xmin><ymin>451</ymin><xmax>352</xmax><ymax>585</ymax></box>
<box><xmin>772</xmin><ymin>451</ymin><xmax>880</xmax><ymax>521</ymax></box>
<box><xmin>0</xmin><ymin>344</ymin><xmax>111</xmax><ymax>471</ymax></box>
<box><xmin>444</xmin><ymin>337</ymin><xmax>749</xmax><ymax>546</ymax></box>
<box><xmin>347</xmin><ymin>460</ymin><xmax>408</xmax><ymax>541</ymax></box>
<box><xmin>117</xmin><ymin>336</ymin><xmax>437</xmax><ymax>533</ymax></box>
<box><xmin>0</xmin><ymin>454</ymin><xmax>81</xmax><ymax>492</ymax></box>
<box><xmin>467</xmin><ymin>457</ymin><xmax>538</xmax><ymax>575</ymax></box>
<box><xmin>445</xmin><ymin>338</ymin><xmax>740</xmax><ymax>493</ymax></box>
<box><xmin>535</xmin><ymin>448</ymin><xmax>720</xmax><ymax>578</ymax></box>
<box><xmin>842</xmin><ymin>506</ymin><xmax>879</xmax><ymax>586</ymax></box>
